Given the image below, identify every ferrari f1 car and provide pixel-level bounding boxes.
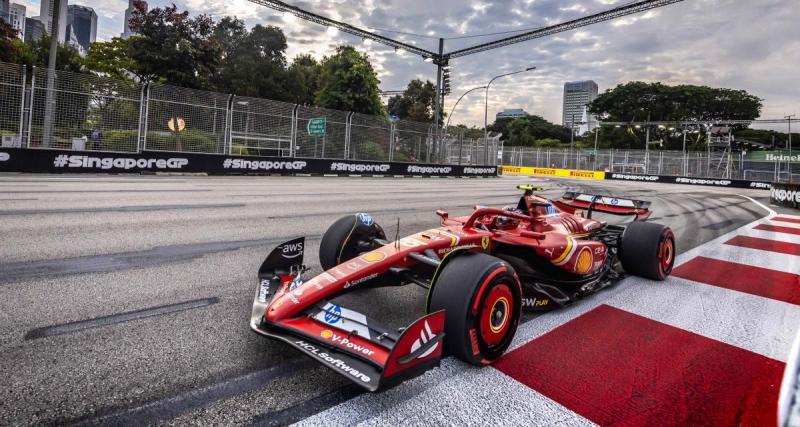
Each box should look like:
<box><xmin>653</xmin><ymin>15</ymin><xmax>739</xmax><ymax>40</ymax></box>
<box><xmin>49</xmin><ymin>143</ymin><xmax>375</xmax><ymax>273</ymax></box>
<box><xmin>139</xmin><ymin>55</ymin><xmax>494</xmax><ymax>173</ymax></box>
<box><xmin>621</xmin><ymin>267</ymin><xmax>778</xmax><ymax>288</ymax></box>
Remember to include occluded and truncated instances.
<box><xmin>250</xmin><ymin>185</ymin><xmax>675</xmax><ymax>391</ymax></box>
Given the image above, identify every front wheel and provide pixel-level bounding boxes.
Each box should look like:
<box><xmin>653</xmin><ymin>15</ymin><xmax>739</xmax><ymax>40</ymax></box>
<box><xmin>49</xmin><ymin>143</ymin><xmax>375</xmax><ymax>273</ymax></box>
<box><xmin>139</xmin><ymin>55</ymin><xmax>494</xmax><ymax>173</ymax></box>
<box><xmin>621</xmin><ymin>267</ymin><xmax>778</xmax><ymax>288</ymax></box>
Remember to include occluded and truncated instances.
<box><xmin>428</xmin><ymin>252</ymin><xmax>522</xmax><ymax>365</ymax></box>
<box><xmin>620</xmin><ymin>221</ymin><xmax>675</xmax><ymax>280</ymax></box>
<box><xmin>319</xmin><ymin>213</ymin><xmax>385</xmax><ymax>270</ymax></box>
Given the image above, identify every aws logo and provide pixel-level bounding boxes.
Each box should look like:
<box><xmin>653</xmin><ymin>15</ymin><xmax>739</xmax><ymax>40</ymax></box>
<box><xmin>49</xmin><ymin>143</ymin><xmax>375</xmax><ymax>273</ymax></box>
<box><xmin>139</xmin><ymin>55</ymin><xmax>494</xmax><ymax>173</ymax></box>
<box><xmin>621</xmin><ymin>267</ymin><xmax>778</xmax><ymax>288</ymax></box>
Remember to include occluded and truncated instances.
<box><xmin>281</xmin><ymin>241</ymin><xmax>304</xmax><ymax>259</ymax></box>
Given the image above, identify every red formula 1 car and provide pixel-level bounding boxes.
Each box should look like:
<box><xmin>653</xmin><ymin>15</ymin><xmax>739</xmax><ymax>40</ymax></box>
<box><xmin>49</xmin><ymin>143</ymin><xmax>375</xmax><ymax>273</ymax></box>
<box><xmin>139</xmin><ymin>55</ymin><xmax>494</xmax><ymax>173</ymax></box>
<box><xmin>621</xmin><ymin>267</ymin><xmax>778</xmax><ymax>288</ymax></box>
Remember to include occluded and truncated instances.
<box><xmin>250</xmin><ymin>185</ymin><xmax>675</xmax><ymax>391</ymax></box>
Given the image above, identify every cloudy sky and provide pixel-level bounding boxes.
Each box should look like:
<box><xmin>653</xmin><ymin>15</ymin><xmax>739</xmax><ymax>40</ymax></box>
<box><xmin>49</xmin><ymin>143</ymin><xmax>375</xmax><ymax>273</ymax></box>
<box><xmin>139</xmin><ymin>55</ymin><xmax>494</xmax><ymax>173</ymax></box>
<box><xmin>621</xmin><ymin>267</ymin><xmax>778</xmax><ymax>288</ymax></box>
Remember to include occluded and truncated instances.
<box><xmin>17</xmin><ymin>0</ymin><xmax>800</xmax><ymax>129</ymax></box>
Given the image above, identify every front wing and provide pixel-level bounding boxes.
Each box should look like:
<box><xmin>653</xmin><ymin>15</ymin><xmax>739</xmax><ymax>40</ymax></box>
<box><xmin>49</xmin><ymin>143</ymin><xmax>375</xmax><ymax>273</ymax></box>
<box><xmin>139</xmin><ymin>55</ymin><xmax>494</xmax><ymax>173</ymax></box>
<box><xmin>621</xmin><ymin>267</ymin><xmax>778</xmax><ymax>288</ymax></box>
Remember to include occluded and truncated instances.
<box><xmin>251</xmin><ymin>294</ymin><xmax>445</xmax><ymax>391</ymax></box>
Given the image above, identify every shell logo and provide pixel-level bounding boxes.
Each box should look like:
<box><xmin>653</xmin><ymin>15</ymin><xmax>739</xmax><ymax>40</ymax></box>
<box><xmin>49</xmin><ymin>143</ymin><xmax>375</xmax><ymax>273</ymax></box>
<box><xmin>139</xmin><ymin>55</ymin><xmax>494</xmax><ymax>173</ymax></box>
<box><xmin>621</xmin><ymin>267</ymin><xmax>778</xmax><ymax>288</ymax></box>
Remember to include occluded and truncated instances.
<box><xmin>321</xmin><ymin>329</ymin><xmax>333</xmax><ymax>339</ymax></box>
<box><xmin>361</xmin><ymin>251</ymin><xmax>386</xmax><ymax>263</ymax></box>
<box><xmin>575</xmin><ymin>248</ymin><xmax>593</xmax><ymax>274</ymax></box>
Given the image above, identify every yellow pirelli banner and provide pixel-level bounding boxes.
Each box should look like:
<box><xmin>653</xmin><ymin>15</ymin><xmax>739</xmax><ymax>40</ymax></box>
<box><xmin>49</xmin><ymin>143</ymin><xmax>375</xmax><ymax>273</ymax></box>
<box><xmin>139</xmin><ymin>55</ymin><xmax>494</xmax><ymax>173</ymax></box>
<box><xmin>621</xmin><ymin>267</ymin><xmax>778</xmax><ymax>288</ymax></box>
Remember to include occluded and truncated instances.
<box><xmin>500</xmin><ymin>165</ymin><xmax>605</xmax><ymax>180</ymax></box>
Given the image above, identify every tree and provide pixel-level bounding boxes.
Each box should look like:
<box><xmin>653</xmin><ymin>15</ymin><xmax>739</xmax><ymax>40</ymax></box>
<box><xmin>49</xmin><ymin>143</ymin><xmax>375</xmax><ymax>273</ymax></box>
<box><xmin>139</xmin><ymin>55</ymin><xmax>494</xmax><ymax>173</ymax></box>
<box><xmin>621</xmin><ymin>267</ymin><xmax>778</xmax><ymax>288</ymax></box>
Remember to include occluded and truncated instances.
<box><xmin>489</xmin><ymin>115</ymin><xmax>571</xmax><ymax>146</ymax></box>
<box><xmin>0</xmin><ymin>20</ymin><xmax>21</xmax><ymax>63</ymax></box>
<box><xmin>128</xmin><ymin>2</ymin><xmax>221</xmax><ymax>88</ymax></box>
<box><xmin>315</xmin><ymin>45</ymin><xmax>383</xmax><ymax>115</ymax></box>
<box><xmin>85</xmin><ymin>37</ymin><xmax>140</xmax><ymax>81</ymax></box>
<box><xmin>589</xmin><ymin>81</ymin><xmax>762</xmax><ymax>123</ymax></box>
<box><xmin>387</xmin><ymin>79</ymin><xmax>438</xmax><ymax>122</ymax></box>
<box><xmin>286</xmin><ymin>54</ymin><xmax>320</xmax><ymax>105</ymax></box>
<box><xmin>211</xmin><ymin>20</ymin><xmax>290</xmax><ymax>100</ymax></box>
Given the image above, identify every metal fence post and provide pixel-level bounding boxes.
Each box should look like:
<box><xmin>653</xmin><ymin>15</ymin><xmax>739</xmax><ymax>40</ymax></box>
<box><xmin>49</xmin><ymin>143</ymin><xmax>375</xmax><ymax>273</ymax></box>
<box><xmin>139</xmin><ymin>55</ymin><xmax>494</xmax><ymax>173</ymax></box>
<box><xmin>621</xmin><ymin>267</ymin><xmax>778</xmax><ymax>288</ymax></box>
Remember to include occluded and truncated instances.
<box><xmin>136</xmin><ymin>82</ymin><xmax>147</xmax><ymax>152</ymax></box>
<box><xmin>458</xmin><ymin>131</ymin><xmax>464</xmax><ymax>165</ymax></box>
<box><xmin>17</xmin><ymin>64</ymin><xmax>26</xmax><ymax>142</ymax></box>
<box><xmin>141</xmin><ymin>83</ymin><xmax>151</xmax><ymax>151</ymax></box>
<box><xmin>26</xmin><ymin>67</ymin><xmax>36</xmax><ymax>148</ymax></box>
<box><xmin>290</xmin><ymin>104</ymin><xmax>298</xmax><ymax>157</ymax></box>
<box><xmin>344</xmin><ymin>112</ymin><xmax>353</xmax><ymax>159</ymax></box>
<box><xmin>225</xmin><ymin>94</ymin><xmax>234</xmax><ymax>155</ymax></box>
<box><xmin>388</xmin><ymin>123</ymin><xmax>395</xmax><ymax>162</ymax></box>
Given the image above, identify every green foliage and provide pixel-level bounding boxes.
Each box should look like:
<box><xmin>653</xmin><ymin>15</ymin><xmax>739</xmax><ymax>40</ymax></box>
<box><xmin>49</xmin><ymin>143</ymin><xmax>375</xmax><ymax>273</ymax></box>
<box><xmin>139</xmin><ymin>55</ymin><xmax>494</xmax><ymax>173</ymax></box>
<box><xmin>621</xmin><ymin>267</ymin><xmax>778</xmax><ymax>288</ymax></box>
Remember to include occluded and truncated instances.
<box><xmin>451</xmin><ymin>124</ymin><xmax>484</xmax><ymax>139</ymax></box>
<box><xmin>145</xmin><ymin>129</ymin><xmax>218</xmax><ymax>153</ymax></box>
<box><xmin>734</xmin><ymin>128</ymin><xmax>798</xmax><ymax>149</ymax></box>
<box><xmin>100</xmin><ymin>129</ymin><xmax>139</xmax><ymax>151</ymax></box>
<box><xmin>492</xmin><ymin>115</ymin><xmax>572</xmax><ymax>146</ymax></box>
<box><xmin>85</xmin><ymin>37</ymin><xmax>139</xmax><ymax>81</ymax></box>
<box><xmin>387</xmin><ymin>79</ymin><xmax>439</xmax><ymax>122</ymax></box>
<box><xmin>315</xmin><ymin>46</ymin><xmax>384</xmax><ymax>115</ymax></box>
<box><xmin>533</xmin><ymin>138</ymin><xmax>563</xmax><ymax>148</ymax></box>
<box><xmin>211</xmin><ymin>18</ymin><xmax>290</xmax><ymax>100</ymax></box>
<box><xmin>285</xmin><ymin>54</ymin><xmax>320</xmax><ymax>105</ymax></box>
<box><xmin>128</xmin><ymin>3</ymin><xmax>220</xmax><ymax>88</ymax></box>
<box><xmin>0</xmin><ymin>20</ymin><xmax>20</xmax><ymax>63</ymax></box>
<box><xmin>589</xmin><ymin>81</ymin><xmax>762</xmax><ymax>123</ymax></box>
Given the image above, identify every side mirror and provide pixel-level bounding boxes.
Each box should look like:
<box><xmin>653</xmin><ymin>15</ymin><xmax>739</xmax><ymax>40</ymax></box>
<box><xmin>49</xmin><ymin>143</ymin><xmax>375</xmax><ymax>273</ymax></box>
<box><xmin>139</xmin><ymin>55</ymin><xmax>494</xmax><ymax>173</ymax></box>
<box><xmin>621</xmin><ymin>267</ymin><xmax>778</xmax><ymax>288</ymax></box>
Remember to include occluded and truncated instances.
<box><xmin>435</xmin><ymin>210</ymin><xmax>449</xmax><ymax>221</ymax></box>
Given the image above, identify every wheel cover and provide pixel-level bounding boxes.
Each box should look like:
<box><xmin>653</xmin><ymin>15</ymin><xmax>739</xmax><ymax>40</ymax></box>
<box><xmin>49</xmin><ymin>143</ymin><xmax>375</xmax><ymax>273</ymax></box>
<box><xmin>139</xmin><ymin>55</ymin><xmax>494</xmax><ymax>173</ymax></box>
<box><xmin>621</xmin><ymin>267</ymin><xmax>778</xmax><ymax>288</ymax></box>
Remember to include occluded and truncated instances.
<box><xmin>479</xmin><ymin>284</ymin><xmax>514</xmax><ymax>347</ymax></box>
<box><xmin>658</xmin><ymin>237</ymin><xmax>675</xmax><ymax>275</ymax></box>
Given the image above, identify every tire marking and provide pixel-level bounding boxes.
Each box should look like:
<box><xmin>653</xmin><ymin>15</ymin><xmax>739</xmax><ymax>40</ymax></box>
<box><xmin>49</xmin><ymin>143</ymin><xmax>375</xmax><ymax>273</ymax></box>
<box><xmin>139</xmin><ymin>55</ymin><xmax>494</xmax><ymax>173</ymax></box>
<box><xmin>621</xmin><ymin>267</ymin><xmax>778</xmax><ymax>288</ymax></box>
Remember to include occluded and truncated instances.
<box><xmin>25</xmin><ymin>298</ymin><xmax>220</xmax><ymax>340</ymax></box>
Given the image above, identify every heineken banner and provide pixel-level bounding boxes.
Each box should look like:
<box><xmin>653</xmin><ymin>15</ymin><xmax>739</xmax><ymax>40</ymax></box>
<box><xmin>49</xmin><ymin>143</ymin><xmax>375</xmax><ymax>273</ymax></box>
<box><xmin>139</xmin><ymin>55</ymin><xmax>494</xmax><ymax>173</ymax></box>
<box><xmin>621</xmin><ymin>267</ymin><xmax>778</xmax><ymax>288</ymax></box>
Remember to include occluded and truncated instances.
<box><xmin>0</xmin><ymin>148</ymin><xmax>497</xmax><ymax>178</ymax></box>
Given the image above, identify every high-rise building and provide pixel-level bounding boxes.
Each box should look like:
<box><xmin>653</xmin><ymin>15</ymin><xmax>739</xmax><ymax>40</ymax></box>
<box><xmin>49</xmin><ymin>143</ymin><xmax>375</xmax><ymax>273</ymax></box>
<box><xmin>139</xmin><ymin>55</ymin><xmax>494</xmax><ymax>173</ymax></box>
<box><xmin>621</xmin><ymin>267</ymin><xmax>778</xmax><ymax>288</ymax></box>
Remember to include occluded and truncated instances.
<box><xmin>66</xmin><ymin>4</ymin><xmax>96</xmax><ymax>54</ymax></box>
<box><xmin>122</xmin><ymin>0</ymin><xmax>147</xmax><ymax>38</ymax></box>
<box><xmin>24</xmin><ymin>16</ymin><xmax>45</xmax><ymax>43</ymax></box>
<box><xmin>0</xmin><ymin>0</ymin><xmax>9</xmax><ymax>23</ymax></box>
<box><xmin>39</xmin><ymin>0</ymin><xmax>68</xmax><ymax>43</ymax></box>
<box><xmin>8</xmin><ymin>3</ymin><xmax>25</xmax><ymax>39</ymax></box>
<box><xmin>562</xmin><ymin>80</ymin><xmax>598</xmax><ymax>133</ymax></box>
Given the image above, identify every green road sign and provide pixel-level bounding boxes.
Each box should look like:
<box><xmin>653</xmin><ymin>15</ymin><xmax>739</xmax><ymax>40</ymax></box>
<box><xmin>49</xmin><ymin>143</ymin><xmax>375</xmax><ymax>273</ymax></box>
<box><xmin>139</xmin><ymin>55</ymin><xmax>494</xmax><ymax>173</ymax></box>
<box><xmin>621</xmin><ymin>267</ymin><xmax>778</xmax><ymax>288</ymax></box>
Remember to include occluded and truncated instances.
<box><xmin>307</xmin><ymin>117</ymin><xmax>326</xmax><ymax>137</ymax></box>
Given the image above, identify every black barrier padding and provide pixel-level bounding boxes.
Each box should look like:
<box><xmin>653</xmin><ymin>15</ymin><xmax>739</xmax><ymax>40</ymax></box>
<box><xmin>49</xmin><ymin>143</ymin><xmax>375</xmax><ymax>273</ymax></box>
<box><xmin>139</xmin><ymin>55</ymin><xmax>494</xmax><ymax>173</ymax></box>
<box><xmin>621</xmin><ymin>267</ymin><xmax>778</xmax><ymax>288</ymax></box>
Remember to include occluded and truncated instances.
<box><xmin>0</xmin><ymin>148</ymin><xmax>498</xmax><ymax>178</ymax></box>
<box><xmin>605</xmin><ymin>172</ymin><xmax>772</xmax><ymax>190</ymax></box>
<box><xmin>771</xmin><ymin>183</ymin><xmax>800</xmax><ymax>209</ymax></box>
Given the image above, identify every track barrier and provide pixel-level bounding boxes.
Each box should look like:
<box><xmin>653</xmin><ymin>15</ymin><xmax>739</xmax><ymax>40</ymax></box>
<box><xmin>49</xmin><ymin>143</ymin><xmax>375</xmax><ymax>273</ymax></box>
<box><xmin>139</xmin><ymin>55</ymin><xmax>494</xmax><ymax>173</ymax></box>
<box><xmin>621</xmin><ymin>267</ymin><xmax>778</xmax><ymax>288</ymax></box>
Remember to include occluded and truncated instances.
<box><xmin>0</xmin><ymin>148</ymin><xmax>497</xmax><ymax>178</ymax></box>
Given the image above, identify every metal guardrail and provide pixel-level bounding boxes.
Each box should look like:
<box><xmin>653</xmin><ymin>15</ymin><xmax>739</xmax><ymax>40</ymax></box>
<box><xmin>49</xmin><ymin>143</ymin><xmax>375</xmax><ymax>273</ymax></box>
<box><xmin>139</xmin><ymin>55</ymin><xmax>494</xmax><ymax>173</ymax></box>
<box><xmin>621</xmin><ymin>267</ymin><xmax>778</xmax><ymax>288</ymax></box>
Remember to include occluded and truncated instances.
<box><xmin>502</xmin><ymin>146</ymin><xmax>797</xmax><ymax>182</ymax></box>
<box><xmin>0</xmin><ymin>61</ymin><xmax>500</xmax><ymax>166</ymax></box>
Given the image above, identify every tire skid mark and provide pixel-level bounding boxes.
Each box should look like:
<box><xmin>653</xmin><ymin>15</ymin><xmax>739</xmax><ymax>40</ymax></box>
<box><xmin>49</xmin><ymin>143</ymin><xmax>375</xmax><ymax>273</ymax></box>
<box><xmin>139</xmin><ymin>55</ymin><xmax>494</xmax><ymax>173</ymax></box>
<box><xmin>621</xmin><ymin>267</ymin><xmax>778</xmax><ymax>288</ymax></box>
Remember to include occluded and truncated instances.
<box><xmin>65</xmin><ymin>359</ymin><xmax>314</xmax><ymax>427</ymax></box>
<box><xmin>25</xmin><ymin>297</ymin><xmax>221</xmax><ymax>340</ymax></box>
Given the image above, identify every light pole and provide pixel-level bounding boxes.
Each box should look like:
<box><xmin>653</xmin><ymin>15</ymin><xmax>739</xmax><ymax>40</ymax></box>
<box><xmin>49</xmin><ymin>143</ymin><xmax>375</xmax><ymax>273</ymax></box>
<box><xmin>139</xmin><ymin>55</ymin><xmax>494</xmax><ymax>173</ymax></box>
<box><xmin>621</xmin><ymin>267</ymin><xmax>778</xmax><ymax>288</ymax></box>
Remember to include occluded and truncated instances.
<box><xmin>483</xmin><ymin>66</ymin><xmax>536</xmax><ymax>164</ymax></box>
<box><xmin>443</xmin><ymin>86</ymin><xmax>487</xmax><ymax>131</ymax></box>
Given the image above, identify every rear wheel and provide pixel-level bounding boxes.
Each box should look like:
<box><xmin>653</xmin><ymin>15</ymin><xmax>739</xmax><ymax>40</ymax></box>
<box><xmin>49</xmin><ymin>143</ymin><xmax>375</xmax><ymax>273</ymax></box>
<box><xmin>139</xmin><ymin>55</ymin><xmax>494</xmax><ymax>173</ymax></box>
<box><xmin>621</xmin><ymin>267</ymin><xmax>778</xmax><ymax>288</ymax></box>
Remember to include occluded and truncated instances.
<box><xmin>620</xmin><ymin>221</ymin><xmax>675</xmax><ymax>280</ymax></box>
<box><xmin>429</xmin><ymin>252</ymin><xmax>522</xmax><ymax>365</ymax></box>
<box><xmin>319</xmin><ymin>213</ymin><xmax>385</xmax><ymax>270</ymax></box>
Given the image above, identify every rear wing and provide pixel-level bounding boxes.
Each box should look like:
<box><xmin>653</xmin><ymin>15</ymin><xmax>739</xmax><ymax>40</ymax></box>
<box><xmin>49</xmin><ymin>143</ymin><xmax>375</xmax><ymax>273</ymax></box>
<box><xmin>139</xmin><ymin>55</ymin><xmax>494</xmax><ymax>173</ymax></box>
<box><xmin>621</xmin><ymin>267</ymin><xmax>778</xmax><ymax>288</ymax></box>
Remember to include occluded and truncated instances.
<box><xmin>557</xmin><ymin>191</ymin><xmax>652</xmax><ymax>221</ymax></box>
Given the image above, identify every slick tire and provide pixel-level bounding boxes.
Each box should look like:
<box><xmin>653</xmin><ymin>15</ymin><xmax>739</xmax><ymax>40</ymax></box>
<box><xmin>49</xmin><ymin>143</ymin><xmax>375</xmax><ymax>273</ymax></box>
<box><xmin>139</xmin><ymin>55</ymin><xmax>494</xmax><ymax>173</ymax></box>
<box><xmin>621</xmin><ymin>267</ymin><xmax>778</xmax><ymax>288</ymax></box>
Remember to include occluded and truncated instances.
<box><xmin>620</xmin><ymin>221</ymin><xmax>675</xmax><ymax>281</ymax></box>
<box><xmin>319</xmin><ymin>213</ymin><xmax>384</xmax><ymax>271</ymax></box>
<box><xmin>429</xmin><ymin>252</ymin><xmax>522</xmax><ymax>365</ymax></box>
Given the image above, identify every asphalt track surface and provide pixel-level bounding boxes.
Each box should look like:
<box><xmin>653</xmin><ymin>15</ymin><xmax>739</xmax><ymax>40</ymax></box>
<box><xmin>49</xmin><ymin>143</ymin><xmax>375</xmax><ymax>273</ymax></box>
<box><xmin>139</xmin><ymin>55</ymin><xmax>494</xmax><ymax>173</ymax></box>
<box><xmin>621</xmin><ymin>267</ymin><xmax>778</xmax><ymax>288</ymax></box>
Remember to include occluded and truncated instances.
<box><xmin>0</xmin><ymin>173</ymin><xmax>797</xmax><ymax>426</ymax></box>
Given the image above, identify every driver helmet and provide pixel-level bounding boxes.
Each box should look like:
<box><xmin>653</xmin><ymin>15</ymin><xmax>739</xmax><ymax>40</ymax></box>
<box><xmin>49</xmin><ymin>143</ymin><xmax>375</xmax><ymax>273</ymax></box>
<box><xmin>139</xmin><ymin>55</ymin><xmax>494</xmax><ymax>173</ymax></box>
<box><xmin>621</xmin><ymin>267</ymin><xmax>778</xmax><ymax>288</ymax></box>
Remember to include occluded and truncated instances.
<box><xmin>495</xmin><ymin>205</ymin><xmax>521</xmax><ymax>229</ymax></box>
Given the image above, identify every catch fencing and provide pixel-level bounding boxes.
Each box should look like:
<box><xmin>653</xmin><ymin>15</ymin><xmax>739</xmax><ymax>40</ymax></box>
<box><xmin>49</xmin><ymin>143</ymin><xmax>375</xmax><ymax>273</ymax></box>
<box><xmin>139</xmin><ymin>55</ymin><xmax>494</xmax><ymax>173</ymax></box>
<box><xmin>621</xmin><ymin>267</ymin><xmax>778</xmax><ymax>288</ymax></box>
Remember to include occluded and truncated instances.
<box><xmin>1</xmin><ymin>61</ymin><xmax>499</xmax><ymax>166</ymax></box>
<box><xmin>503</xmin><ymin>146</ymin><xmax>797</xmax><ymax>182</ymax></box>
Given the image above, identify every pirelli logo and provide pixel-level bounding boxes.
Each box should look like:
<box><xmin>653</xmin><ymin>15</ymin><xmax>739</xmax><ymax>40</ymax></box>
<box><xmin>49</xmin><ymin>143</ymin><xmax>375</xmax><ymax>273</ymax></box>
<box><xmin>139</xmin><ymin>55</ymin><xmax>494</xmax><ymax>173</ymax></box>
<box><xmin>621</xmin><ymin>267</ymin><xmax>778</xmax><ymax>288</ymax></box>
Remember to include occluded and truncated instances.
<box><xmin>501</xmin><ymin>166</ymin><xmax>604</xmax><ymax>180</ymax></box>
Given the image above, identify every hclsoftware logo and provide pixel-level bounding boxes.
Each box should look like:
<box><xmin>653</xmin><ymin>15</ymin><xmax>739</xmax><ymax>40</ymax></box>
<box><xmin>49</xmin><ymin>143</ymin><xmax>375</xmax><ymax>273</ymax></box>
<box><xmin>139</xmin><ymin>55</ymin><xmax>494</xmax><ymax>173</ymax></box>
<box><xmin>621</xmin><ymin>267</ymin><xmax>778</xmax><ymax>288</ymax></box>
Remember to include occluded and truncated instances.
<box><xmin>222</xmin><ymin>158</ymin><xmax>307</xmax><ymax>171</ymax></box>
<box><xmin>0</xmin><ymin>152</ymin><xmax>9</xmax><ymax>162</ymax></box>
<box><xmin>53</xmin><ymin>155</ymin><xmax>188</xmax><ymax>170</ymax></box>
